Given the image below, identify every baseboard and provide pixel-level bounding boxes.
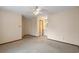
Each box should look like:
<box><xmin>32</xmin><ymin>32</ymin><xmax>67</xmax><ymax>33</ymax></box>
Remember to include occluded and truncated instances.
<box><xmin>0</xmin><ymin>35</ymin><xmax>33</xmax><ymax>45</ymax></box>
<box><xmin>23</xmin><ymin>34</ymin><xmax>39</xmax><ymax>37</ymax></box>
<box><xmin>48</xmin><ymin>38</ymin><xmax>79</xmax><ymax>47</ymax></box>
<box><xmin>0</xmin><ymin>39</ymin><xmax>22</xmax><ymax>45</ymax></box>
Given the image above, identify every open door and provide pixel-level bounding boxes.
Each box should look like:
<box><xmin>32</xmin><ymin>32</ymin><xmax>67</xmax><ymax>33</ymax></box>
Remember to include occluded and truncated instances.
<box><xmin>38</xmin><ymin>16</ymin><xmax>47</xmax><ymax>36</ymax></box>
<box><xmin>39</xmin><ymin>20</ymin><xmax>44</xmax><ymax>36</ymax></box>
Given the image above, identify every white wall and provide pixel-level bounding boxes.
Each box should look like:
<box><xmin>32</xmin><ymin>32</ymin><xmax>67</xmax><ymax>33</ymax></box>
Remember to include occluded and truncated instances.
<box><xmin>29</xmin><ymin>18</ymin><xmax>39</xmax><ymax>36</ymax></box>
<box><xmin>22</xmin><ymin>16</ymin><xmax>30</xmax><ymax>36</ymax></box>
<box><xmin>0</xmin><ymin>10</ymin><xmax>22</xmax><ymax>44</ymax></box>
<box><xmin>46</xmin><ymin>8</ymin><xmax>79</xmax><ymax>46</ymax></box>
<box><xmin>22</xmin><ymin>16</ymin><xmax>38</xmax><ymax>36</ymax></box>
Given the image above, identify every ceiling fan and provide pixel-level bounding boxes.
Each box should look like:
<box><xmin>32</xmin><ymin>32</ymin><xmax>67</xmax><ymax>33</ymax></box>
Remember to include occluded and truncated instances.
<box><xmin>33</xmin><ymin>6</ymin><xmax>48</xmax><ymax>19</ymax></box>
<box><xmin>33</xmin><ymin>6</ymin><xmax>42</xmax><ymax>15</ymax></box>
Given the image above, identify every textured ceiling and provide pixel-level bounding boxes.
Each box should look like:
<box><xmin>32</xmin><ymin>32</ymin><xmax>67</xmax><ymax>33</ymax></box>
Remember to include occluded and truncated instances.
<box><xmin>0</xmin><ymin>6</ymin><xmax>78</xmax><ymax>19</ymax></box>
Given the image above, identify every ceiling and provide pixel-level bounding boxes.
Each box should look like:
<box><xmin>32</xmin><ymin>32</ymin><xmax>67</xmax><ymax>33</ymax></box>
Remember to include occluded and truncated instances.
<box><xmin>0</xmin><ymin>6</ymin><xmax>78</xmax><ymax>19</ymax></box>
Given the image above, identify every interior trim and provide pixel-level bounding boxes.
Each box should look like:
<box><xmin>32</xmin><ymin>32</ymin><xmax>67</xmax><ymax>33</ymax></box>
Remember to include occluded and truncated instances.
<box><xmin>48</xmin><ymin>38</ymin><xmax>79</xmax><ymax>47</ymax></box>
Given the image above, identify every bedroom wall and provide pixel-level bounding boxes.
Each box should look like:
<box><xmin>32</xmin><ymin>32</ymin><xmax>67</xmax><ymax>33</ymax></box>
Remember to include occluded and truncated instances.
<box><xmin>29</xmin><ymin>18</ymin><xmax>39</xmax><ymax>36</ymax></box>
<box><xmin>22</xmin><ymin>16</ymin><xmax>30</xmax><ymax>36</ymax></box>
<box><xmin>46</xmin><ymin>7</ymin><xmax>79</xmax><ymax>45</ymax></box>
<box><xmin>22</xmin><ymin>16</ymin><xmax>39</xmax><ymax>36</ymax></box>
<box><xmin>0</xmin><ymin>10</ymin><xmax>22</xmax><ymax>44</ymax></box>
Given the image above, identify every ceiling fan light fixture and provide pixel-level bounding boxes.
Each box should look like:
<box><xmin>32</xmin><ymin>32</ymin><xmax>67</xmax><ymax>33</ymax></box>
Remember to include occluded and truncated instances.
<box><xmin>33</xmin><ymin>10</ymin><xmax>40</xmax><ymax>15</ymax></box>
<box><xmin>33</xmin><ymin>6</ymin><xmax>42</xmax><ymax>15</ymax></box>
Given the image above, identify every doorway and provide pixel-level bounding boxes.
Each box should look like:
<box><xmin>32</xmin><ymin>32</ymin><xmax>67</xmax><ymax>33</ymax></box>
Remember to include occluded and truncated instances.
<box><xmin>38</xmin><ymin>16</ymin><xmax>47</xmax><ymax>36</ymax></box>
<box><xmin>39</xmin><ymin>20</ymin><xmax>44</xmax><ymax>36</ymax></box>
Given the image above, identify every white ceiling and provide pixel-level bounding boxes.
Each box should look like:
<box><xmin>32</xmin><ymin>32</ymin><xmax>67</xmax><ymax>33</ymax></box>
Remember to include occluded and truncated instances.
<box><xmin>0</xmin><ymin>6</ymin><xmax>78</xmax><ymax>19</ymax></box>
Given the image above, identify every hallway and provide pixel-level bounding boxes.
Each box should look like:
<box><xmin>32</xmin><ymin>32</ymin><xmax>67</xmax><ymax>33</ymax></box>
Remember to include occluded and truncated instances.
<box><xmin>0</xmin><ymin>36</ymin><xmax>79</xmax><ymax>53</ymax></box>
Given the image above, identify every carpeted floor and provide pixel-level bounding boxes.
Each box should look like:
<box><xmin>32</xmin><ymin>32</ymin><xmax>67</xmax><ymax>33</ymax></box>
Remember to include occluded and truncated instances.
<box><xmin>0</xmin><ymin>36</ymin><xmax>79</xmax><ymax>53</ymax></box>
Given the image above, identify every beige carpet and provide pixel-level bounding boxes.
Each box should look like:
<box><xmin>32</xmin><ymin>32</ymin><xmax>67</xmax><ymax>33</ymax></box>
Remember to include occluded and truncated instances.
<box><xmin>0</xmin><ymin>36</ymin><xmax>79</xmax><ymax>53</ymax></box>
